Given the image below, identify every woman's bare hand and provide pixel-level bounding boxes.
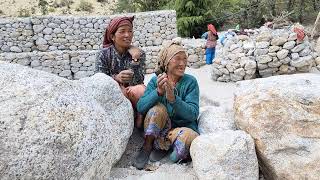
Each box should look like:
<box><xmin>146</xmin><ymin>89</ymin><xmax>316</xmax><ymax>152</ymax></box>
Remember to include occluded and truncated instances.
<box><xmin>157</xmin><ymin>73</ymin><xmax>167</xmax><ymax>96</ymax></box>
<box><xmin>115</xmin><ymin>69</ymin><xmax>134</xmax><ymax>84</ymax></box>
<box><xmin>165</xmin><ymin>79</ymin><xmax>175</xmax><ymax>102</ymax></box>
<box><xmin>128</xmin><ymin>47</ymin><xmax>141</xmax><ymax>61</ymax></box>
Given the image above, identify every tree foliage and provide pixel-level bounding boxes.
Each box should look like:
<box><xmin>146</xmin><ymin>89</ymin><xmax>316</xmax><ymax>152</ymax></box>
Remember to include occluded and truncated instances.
<box><xmin>114</xmin><ymin>0</ymin><xmax>320</xmax><ymax>37</ymax></box>
<box><xmin>38</xmin><ymin>0</ymin><xmax>49</xmax><ymax>15</ymax></box>
<box><xmin>114</xmin><ymin>0</ymin><xmax>170</xmax><ymax>13</ymax></box>
<box><xmin>174</xmin><ymin>0</ymin><xmax>209</xmax><ymax>37</ymax></box>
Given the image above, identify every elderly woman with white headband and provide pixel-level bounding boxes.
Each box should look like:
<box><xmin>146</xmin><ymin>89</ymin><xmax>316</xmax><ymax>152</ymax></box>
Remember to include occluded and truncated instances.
<box><xmin>133</xmin><ymin>42</ymin><xmax>200</xmax><ymax>170</ymax></box>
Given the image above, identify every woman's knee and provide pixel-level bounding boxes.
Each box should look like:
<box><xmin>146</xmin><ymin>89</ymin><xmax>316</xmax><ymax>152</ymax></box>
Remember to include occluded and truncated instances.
<box><xmin>144</xmin><ymin>104</ymin><xmax>169</xmax><ymax>136</ymax></box>
<box><xmin>168</xmin><ymin>127</ymin><xmax>199</xmax><ymax>162</ymax></box>
<box><xmin>126</xmin><ymin>84</ymin><xmax>146</xmax><ymax>106</ymax></box>
<box><xmin>144</xmin><ymin>104</ymin><xmax>168</xmax><ymax>127</ymax></box>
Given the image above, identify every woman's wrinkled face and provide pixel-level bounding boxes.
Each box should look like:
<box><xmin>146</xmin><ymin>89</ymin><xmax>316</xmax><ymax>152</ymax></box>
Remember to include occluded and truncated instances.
<box><xmin>112</xmin><ymin>25</ymin><xmax>133</xmax><ymax>48</ymax></box>
<box><xmin>167</xmin><ymin>51</ymin><xmax>187</xmax><ymax>77</ymax></box>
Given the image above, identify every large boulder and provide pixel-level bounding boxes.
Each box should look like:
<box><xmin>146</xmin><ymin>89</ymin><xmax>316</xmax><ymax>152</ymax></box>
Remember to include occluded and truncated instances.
<box><xmin>234</xmin><ymin>74</ymin><xmax>320</xmax><ymax>179</ymax></box>
<box><xmin>198</xmin><ymin>106</ymin><xmax>235</xmax><ymax>134</ymax></box>
<box><xmin>0</xmin><ymin>62</ymin><xmax>133</xmax><ymax>179</ymax></box>
<box><xmin>190</xmin><ymin>130</ymin><xmax>259</xmax><ymax>180</ymax></box>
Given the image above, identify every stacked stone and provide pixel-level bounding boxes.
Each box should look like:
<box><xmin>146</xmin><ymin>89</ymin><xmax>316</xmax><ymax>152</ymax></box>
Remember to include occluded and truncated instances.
<box><xmin>69</xmin><ymin>51</ymin><xmax>96</xmax><ymax>80</ymax></box>
<box><xmin>132</xmin><ymin>11</ymin><xmax>177</xmax><ymax>47</ymax></box>
<box><xmin>141</xmin><ymin>46</ymin><xmax>161</xmax><ymax>74</ymax></box>
<box><xmin>212</xmin><ymin>26</ymin><xmax>319</xmax><ymax>82</ymax></box>
<box><xmin>0</xmin><ymin>51</ymin><xmax>95</xmax><ymax>80</ymax></box>
<box><xmin>255</xmin><ymin>29</ymin><xmax>317</xmax><ymax>77</ymax></box>
<box><xmin>32</xmin><ymin>16</ymin><xmax>103</xmax><ymax>51</ymax></box>
<box><xmin>1</xmin><ymin>10</ymin><xmax>176</xmax><ymax>53</ymax></box>
<box><xmin>182</xmin><ymin>38</ymin><xmax>206</xmax><ymax>68</ymax></box>
<box><xmin>30</xmin><ymin>10</ymin><xmax>177</xmax><ymax>52</ymax></box>
<box><xmin>0</xmin><ymin>51</ymin><xmax>71</xmax><ymax>79</ymax></box>
<box><xmin>0</xmin><ymin>10</ymin><xmax>209</xmax><ymax>79</ymax></box>
<box><xmin>0</xmin><ymin>18</ymin><xmax>35</xmax><ymax>53</ymax></box>
<box><xmin>142</xmin><ymin>38</ymin><xmax>207</xmax><ymax>74</ymax></box>
<box><xmin>212</xmin><ymin>35</ymin><xmax>257</xmax><ymax>82</ymax></box>
<box><xmin>0</xmin><ymin>43</ymin><xmax>206</xmax><ymax>80</ymax></box>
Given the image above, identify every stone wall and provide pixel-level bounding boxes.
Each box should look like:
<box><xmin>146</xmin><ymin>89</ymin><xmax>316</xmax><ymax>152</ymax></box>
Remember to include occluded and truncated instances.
<box><xmin>0</xmin><ymin>10</ymin><xmax>209</xmax><ymax>78</ymax></box>
<box><xmin>0</xmin><ymin>51</ymin><xmax>95</xmax><ymax>80</ymax></box>
<box><xmin>0</xmin><ymin>38</ymin><xmax>207</xmax><ymax>79</ymax></box>
<box><xmin>0</xmin><ymin>18</ymin><xmax>34</xmax><ymax>52</ymax></box>
<box><xmin>31</xmin><ymin>12</ymin><xmax>177</xmax><ymax>51</ymax></box>
<box><xmin>212</xmin><ymin>26</ymin><xmax>319</xmax><ymax>82</ymax></box>
<box><xmin>0</xmin><ymin>10</ymin><xmax>177</xmax><ymax>53</ymax></box>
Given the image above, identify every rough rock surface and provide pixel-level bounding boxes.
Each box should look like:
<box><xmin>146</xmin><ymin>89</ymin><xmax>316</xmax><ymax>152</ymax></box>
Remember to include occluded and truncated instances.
<box><xmin>234</xmin><ymin>74</ymin><xmax>320</xmax><ymax>179</ymax></box>
<box><xmin>190</xmin><ymin>130</ymin><xmax>259</xmax><ymax>180</ymax></box>
<box><xmin>0</xmin><ymin>62</ymin><xmax>133</xmax><ymax>179</ymax></box>
<box><xmin>198</xmin><ymin>106</ymin><xmax>235</xmax><ymax>134</ymax></box>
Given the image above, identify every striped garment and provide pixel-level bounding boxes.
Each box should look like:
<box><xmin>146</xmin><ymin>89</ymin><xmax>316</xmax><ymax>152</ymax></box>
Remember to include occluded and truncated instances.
<box><xmin>206</xmin><ymin>39</ymin><xmax>217</xmax><ymax>48</ymax></box>
<box><xmin>95</xmin><ymin>45</ymin><xmax>146</xmax><ymax>86</ymax></box>
<box><xmin>144</xmin><ymin>103</ymin><xmax>199</xmax><ymax>162</ymax></box>
<box><xmin>206</xmin><ymin>31</ymin><xmax>217</xmax><ymax>48</ymax></box>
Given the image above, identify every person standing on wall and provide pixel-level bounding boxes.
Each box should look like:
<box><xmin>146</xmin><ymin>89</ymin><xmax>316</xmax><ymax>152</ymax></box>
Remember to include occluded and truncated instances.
<box><xmin>95</xmin><ymin>16</ymin><xmax>146</xmax><ymax>129</ymax></box>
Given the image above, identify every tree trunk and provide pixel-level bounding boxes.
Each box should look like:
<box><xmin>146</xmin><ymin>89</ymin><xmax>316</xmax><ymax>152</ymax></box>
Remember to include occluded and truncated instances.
<box><xmin>287</xmin><ymin>0</ymin><xmax>295</xmax><ymax>12</ymax></box>
<box><xmin>312</xmin><ymin>12</ymin><xmax>320</xmax><ymax>38</ymax></box>
<box><xmin>313</xmin><ymin>0</ymin><xmax>319</xmax><ymax>10</ymax></box>
<box><xmin>270</xmin><ymin>0</ymin><xmax>276</xmax><ymax>16</ymax></box>
<box><xmin>299</xmin><ymin>0</ymin><xmax>305</xmax><ymax>23</ymax></box>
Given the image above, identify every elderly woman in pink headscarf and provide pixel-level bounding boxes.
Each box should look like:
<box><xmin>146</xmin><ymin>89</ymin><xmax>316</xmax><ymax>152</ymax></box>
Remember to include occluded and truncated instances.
<box><xmin>205</xmin><ymin>24</ymin><xmax>218</xmax><ymax>64</ymax></box>
<box><xmin>95</xmin><ymin>16</ymin><xmax>145</xmax><ymax>128</ymax></box>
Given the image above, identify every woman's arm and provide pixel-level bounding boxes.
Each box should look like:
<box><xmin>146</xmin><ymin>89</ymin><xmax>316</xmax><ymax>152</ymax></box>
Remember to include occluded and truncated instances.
<box><xmin>171</xmin><ymin>78</ymin><xmax>199</xmax><ymax>122</ymax></box>
<box><xmin>137</xmin><ymin>77</ymin><xmax>161</xmax><ymax>114</ymax></box>
<box><xmin>95</xmin><ymin>49</ymin><xmax>111</xmax><ymax>75</ymax></box>
<box><xmin>135</xmin><ymin>50</ymin><xmax>146</xmax><ymax>84</ymax></box>
<box><xmin>95</xmin><ymin>48</ymin><xmax>124</xmax><ymax>83</ymax></box>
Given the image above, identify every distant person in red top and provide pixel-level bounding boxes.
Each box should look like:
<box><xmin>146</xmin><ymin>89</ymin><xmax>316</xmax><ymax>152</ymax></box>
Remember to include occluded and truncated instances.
<box><xmin>205</xmin><ymin>24</ymin><xmax>218</xmax><ymax>64</ymax></box>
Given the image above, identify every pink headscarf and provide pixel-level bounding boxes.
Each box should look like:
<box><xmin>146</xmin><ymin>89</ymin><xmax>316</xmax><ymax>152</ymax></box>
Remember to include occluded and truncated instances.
<box><xmin>207</xmin><ymin>24</ymin><xmax>217</xmax><ymax>35</ymax></box>
<box><xmin>103</xmin><ymin>16</ymin><xmax>134</xmax><ymax>48</ymax></box>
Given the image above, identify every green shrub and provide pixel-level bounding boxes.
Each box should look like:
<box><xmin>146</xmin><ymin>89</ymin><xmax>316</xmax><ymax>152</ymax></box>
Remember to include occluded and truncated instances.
<box><xmin>62</xmin><ymin>8</ymin><xmax>71</xmax><ymax>14</ymax></box>
<box><xmin>31</xmin><ymin>7</ymin><xmax>36</xmax><ymax>14</ymax></box>
<box><xmin>18</xmin><ymin>8</ymin><xmax>30</xmax><ymax>17</ymax></box>
<box><xmin>61</xmin><ymin>0</ymin><xmax>74</xmax><ymax>8</ymax></box>
<box><xmin>76</xmin><ymin>0</ymin><xmax>94</xmax><ymax>12</ymax></box>
<box><xmin>113</xmin><ymin>0</ymin><xmax>170</xmax><ymax>13</ymax></box>
<box><xmin>48</xmin><ymin>7</ymin><xmax>56</xmax><ymax>13</ymax></box>
<box><xmin>53</xmin><ymin>0</ymin><xmax>74</xmax><ymax>8</ymax></box>
<box><xmin>38</xmin><ymin>0</ymin><xmax>49</xmax><ymax>15</ymax></box>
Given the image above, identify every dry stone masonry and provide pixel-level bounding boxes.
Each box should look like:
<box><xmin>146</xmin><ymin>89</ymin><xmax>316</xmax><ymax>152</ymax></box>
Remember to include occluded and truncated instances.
<box><xmin>1</xmin><ymin>11</ymin><xmax>177</xmax><ymax>53</ymax></box>
<box><xmin>212</xmin><ymin>26</ymin><xmax>319</xmax><ymax>82</ymax></box>
<box><xmin>0</xmin><ymin>10</ymin><xmax>209</xmax><ymax>77</ymax></box>
<box><xmin>0</xmin><ymin>51</ymin><xmax>96</xmax><ymax>80</ymax></box>
<box><xmin>0</xmin><ymin>18</ymin><xmax>35</xmax><ymax>52</ymax></box>
<box><xmin>31</xmin><ymin>13</ymin><xmax>176</xmax><ymax>51</ymax></box>
<box><xmin>2</xmin><ymin>11</ymin><xmax>317</xmax><ymax>81</ymax></box>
